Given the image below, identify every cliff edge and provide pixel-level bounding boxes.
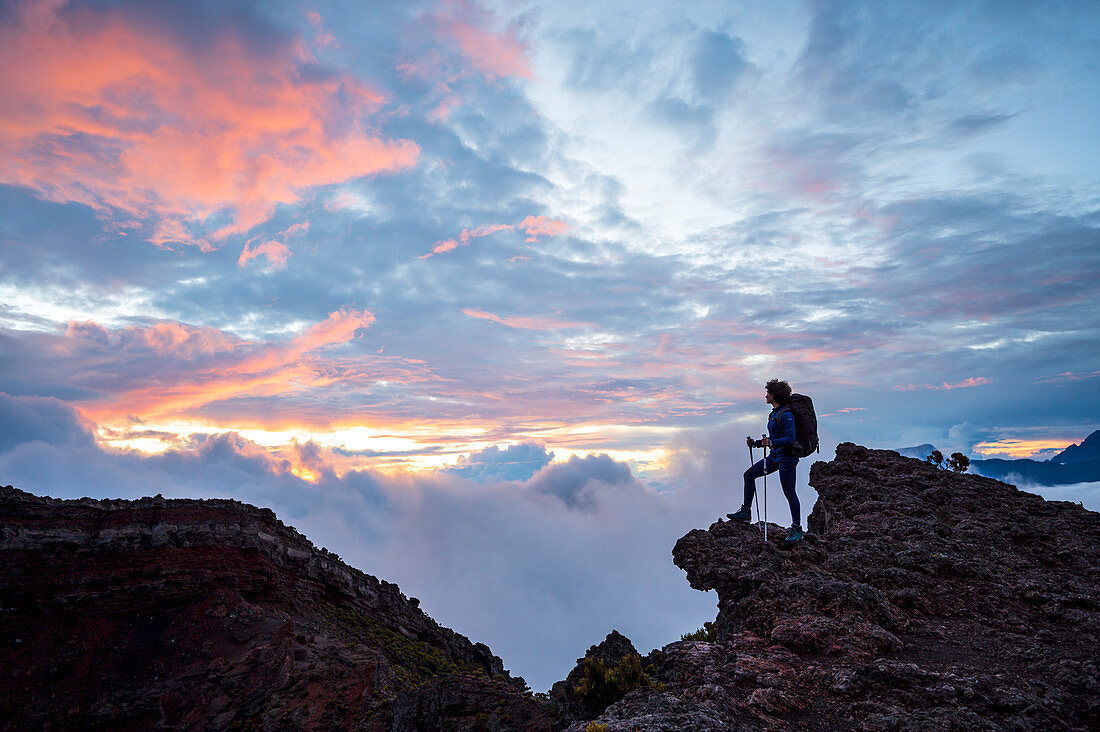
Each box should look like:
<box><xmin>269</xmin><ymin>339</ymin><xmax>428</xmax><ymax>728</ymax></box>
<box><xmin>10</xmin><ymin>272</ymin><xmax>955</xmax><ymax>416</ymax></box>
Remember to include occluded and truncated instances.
<box><xmin>0</xmin><ymin>487</ymin><xmax>556</xmax><ymax>730</ymax></box>
<box><xmin>4</xmin><ymin>443</ymin><xmax>1099</xmax><ymax>730</ymax></box>
<box><xmin>572</xmin><ymin>443</ymin><xmax>1099</xmax><ymax>730</ymax></box>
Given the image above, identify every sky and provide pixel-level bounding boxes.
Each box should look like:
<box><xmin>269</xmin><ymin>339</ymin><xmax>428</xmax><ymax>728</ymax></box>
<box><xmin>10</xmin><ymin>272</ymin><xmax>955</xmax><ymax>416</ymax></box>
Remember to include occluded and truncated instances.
<box><xmin>1</xmin><ymin>0</ymin><xmax>1099</xmax><ymax>690</ymax></box>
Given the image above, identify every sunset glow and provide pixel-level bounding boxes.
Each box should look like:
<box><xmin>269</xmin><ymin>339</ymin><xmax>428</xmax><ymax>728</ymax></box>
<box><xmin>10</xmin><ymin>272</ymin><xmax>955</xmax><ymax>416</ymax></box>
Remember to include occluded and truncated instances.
<box><xmin>971</xmin><ymin>439</ymin><xmax>1081</xmax><ymax>461</ymax></box>
<box><xmin>2</xmin><ymin>0</ymin><xmax>1098</xmax><ymax>692</ymax></box>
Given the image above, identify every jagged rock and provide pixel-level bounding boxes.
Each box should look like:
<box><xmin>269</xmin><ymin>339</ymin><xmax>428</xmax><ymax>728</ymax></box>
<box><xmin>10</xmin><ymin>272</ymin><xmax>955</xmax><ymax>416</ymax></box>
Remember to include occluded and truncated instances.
<box><xmin>552</xmin><ymin>630</ymin><xmax>652</xmax><ymax>720</ymax></box>
<box><xmin>0</xmin><ymin>485</ymin><xmax>552</xmax><ymax>730</ymax></box>
<box><xmin>6</xmin><ymin>441</ymin><xmax>1100</xmax><ymax>730</ymax></box>
<box><xmin>575</xmin><ymin>443</ymin><xmax>1100</xmax><ymax>730</ymax></box>
<box><xmin>392</xmin><ymin>673</ymin><xmax>562</xmax><ymax>731</ymax></box>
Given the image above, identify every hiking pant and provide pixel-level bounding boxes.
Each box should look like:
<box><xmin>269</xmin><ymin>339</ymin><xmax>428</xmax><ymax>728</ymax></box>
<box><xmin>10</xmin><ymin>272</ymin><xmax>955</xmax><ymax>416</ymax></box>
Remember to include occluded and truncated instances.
<box><xmin>743</xmin><ymin>456</ymin><xmax>800</xmax><ymax>527</ymax></box>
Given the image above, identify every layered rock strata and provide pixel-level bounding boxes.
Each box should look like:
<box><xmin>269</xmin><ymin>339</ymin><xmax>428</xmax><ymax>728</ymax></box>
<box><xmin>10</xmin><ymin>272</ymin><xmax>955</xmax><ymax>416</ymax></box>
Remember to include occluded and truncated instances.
<box><xmin>0</xmin><ymin>486</ymin><xmax>553</xmax><ymax>730</ymax></box>
<box><xmin>5</xmin><ymin>442</ymin><xmax>1099</xmax><ymax>730</ymax></box>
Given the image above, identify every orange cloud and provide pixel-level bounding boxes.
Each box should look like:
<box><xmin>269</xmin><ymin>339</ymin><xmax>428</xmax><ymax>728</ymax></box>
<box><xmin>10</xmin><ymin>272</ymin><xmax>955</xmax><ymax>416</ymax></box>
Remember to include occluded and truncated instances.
<box><xmin>85</xmin><ymin>309</ymin><xmax>374</xmax><ymax>421</ymax></box>
<box><xmin>0</xmin><ymin>1</ymin><xmax>418</xmax><ymax>248</ymax></box>
<box><xmin>972</xmin><ymin>438</ymin><xmax>1074</xmax><ymax>460</ymax></box>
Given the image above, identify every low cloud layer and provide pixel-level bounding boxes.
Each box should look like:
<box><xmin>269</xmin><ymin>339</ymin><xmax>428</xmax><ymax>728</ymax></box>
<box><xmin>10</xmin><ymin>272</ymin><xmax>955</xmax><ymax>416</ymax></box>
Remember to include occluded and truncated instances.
<box><xmin>2</xmin><ymin>0</ymin><xmax>1098</xmax><ymax>692</ymax></box>
<box><xmin>0</xmin><ymin>392</ymin><xmax>720</xmax><ymax>690</ymax></box>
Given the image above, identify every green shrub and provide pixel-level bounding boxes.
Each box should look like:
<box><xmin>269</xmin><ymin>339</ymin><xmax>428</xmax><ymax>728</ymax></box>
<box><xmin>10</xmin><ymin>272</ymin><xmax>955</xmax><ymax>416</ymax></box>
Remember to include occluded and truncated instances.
<box><xmin>680</xmin><ymin>621</ymin><xmax>717</xmax><ymax>642</ymax></box>
<box><xmin>573</xmin><ymin>653</ymin><xmax>664</xmax><ymax>712</ymax></box>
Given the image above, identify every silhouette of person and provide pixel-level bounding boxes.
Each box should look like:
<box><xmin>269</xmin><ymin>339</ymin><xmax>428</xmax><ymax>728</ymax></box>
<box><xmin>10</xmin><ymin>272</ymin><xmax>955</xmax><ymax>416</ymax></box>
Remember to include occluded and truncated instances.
<box><xmin>728</xmin><ymin>379</ymin><xmax>803</xmax><ymax>542</ymax></box>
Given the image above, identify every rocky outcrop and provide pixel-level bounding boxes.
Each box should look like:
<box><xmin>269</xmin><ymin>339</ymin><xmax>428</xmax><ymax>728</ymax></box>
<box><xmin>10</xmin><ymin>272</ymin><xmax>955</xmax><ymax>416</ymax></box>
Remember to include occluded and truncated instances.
<box><xmin>0</xmin><ymin>486</ymin><xmax>554</xmax><ymax>730</ymax></box>
<box><xmin>575</xmin><ymin>444</ymin><xmax>1100</xmax><ymax>730</ymax></box>
<box><xmin>6</xmin><ymin>442</ymin><xmax>1100</xmax><ymax>730</ymax></box>
<box><xmin>552</xmin><ymin>630</ymin><xmax>661</xmax><ymax>720</ymax></box>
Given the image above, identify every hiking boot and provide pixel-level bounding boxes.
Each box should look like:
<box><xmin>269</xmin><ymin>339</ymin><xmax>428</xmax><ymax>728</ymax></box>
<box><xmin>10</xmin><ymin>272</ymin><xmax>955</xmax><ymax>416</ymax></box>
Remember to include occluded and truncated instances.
<box><xmin>727</xmin><ymin>506</ymin><xmax>752</xmax><ymax>522</ymax></box>
<box><xmin>784</xmin><ymin>524</ymin><xmax>803</xmax><ymax>543</ymax></box>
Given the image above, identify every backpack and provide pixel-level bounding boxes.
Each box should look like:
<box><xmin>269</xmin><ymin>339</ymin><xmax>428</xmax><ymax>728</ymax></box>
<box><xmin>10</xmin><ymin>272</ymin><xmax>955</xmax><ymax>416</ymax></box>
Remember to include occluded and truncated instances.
<box><xmin>782</xmin><ymin>394</ymin><xmax>819</xmax><ymax>458</ymax></box>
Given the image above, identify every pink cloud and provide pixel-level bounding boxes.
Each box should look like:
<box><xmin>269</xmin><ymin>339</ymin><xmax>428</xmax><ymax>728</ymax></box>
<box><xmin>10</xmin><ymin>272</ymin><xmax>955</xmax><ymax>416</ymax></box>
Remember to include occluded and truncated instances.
<box><xmin>896</xmin><ymin>377</ymin><xmax>993</xmax><ymax>391</ymax></box>
<box><xmin>239</xmin><ymin>240</ymin><xmax>291</xmax><ymax>269</ymax></box>
<box><xmin>83</xmin><ymin>310</ymin><xmax>374</xmax><ymax>422</ymax></box>
<box><xmin>462</xmin><ymin>308</ymin><xmax>593</xmax><ymax>331</ymax></box>
<box><xmin>0</xmin><ymin>1</ymin><xmax>418</xmax><ymax>249</ymax></box>
<box><xmin>65</xmin><ymin>319</ymin><xmax>242</xmax><ymax>358</ymax></box>
<box><xmin>430</xmin><ymin>1</ymin><xmax>530</xmax><ymax>80</ymax></box>
<box><xmin>1034</xmin><ymin>370</ymin><xmax>1100</xmax><ymax>384</ymax></box>
<box><xmin>423</xmin><ymin>215</ymin><xmax>568</xmax><ymax>258</ymax></box>
<box><xmin>518</xmin><ymin>215</ymin><xmax>569</xmax><ymax>242</ymax></box>
<box><xmin>239</xmin><ymin>221</ymin><xmax>310</xmax><ymax>268</ymax></box>
<box><xmin>422</xmin><ymin>222</ymin><xmax>514</xmax><ymax>258</ymax></box>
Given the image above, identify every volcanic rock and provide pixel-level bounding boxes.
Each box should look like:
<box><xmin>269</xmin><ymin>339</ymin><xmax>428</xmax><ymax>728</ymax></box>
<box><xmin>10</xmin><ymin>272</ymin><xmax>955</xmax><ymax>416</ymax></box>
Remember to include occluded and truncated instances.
<box><xmin>0</xmin><ymin>486</ymin><xmax>557</xmax><ymax>730</ymax></box>
<box><xmin>5</xmin><ymin>442</ymin><xmax>1099</xmax><ymax>730</ymax></box>
<box><xmin>572</xmin><ymin>443</ymin><xmax>1100</xmax><ymax>730</ymax></box>
<box><xmin>552</xmin><ymin>630</ymin><xmax>658</xmax><ymax>720</ymax></box>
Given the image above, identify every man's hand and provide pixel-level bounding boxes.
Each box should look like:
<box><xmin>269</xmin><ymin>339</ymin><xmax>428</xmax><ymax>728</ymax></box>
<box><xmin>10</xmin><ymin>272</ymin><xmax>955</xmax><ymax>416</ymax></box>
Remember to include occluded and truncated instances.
<box><xmin>760</xmin><ymin>437</ymin><xmax>771</xmax><ymax>447</ymax></box>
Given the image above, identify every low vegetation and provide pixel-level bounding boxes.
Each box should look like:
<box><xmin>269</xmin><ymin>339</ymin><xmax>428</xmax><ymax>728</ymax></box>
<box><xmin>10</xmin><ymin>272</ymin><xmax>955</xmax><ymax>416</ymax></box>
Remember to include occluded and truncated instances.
<box><xmin>573</xmin><ymin>653</ymin><xmax>664</xmax><ymax>712</ymax></box>
<box><xmin>319</xmin><ymin>602</ymin><xmax>480</xmax><ymax>687</ymax></box>
<box><xmin>680</xmin><ymin>621</ymin><xmax>717</xmax><ymax>642</ymax></box>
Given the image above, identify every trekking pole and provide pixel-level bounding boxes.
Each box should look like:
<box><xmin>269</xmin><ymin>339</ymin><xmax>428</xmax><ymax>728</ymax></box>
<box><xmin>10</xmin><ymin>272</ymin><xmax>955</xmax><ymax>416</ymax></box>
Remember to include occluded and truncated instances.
<box><xmin>748</xmin><ymin>441</ymin><xmax>758</xmax><ymax>524</ymax></box>
<box><xmin>762</xmin><ymin>436</ymin><xmax>768</xmax><ymax>542</ymax></box>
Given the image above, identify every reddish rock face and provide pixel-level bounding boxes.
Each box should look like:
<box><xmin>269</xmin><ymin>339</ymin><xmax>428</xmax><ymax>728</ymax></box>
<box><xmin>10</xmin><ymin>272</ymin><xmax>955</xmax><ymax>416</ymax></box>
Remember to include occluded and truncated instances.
<box><xmin>5</xmin><ymin>442</ymin><xmax>1100</xmax><ymax>731</ymax></box>
<box><xmin>570</xmin><ymin>444</ymin><xmax>1099</xmax><ymax>730</ymax></box>
<box><xmin>0</xmin><ymin>487</ymin><xmax>556</xmax><ymax>730</ymax></box>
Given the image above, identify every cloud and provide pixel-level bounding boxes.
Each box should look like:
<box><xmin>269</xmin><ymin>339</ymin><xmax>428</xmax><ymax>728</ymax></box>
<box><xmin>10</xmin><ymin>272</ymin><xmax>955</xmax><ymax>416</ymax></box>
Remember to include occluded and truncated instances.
<box><xmin>947</xmin><ymin>113</ymin><xmax>1016</xmax><ymax>138</ymax></box>
<box><xmin>691</xmin><ymin>29</ymin><xmax>749</xmax><ymax>100</ymax></box>
<box><xmin>445</xmin><ymin>442</ymin><xmax>554</xmax><ymax>482</ymax></box>
<box><xmin>422</xmin><ymin>222</ymin><xmax>514</xmax><ymax>258</ymax></box>
<box><xmin>428</xmin><ymin>0</ymin><xmax>531</xmax><ymax>81</ymax></box>
<box><xmin>525</xmin><ymin>452</ymin><xmax>639</xmax><ymax>510</ymax></box>
<box><xmin>896</xmin><ymin>377</ymin><xmax>993</xmax><ymax>391</ymax></box>
<box><xmin>238</xmin><ymin>222</ymin><xmax>308</xmax><ymax>270</ymax></box>
<box><xmin>0</xmin><ymin>392</ymin><xmax>96</xmax><ymax>452</ymax></box>
<box><xmin>518</xmin><ymin>215</ymin><xmax>569</xmax><ymax>242</ymax></box>
<box><xmin>61</xmin><ymin>309</ymin><xmax>376</xmax><ymax>423</ymax></box>
<box><xmin>1016</xmin><ymin>481</ymin><xmax>1100</xmax><ymax>513</ymax></box>
<box><xmin>421</xmin><ymin>216</ymin><xmax>568</xmax><ymax>257</ymax></box>
<box><xmin>0</xmin><ymin>396</ymin><xmax>718</xmax><ymax>692</ymax></box>
<box><xmin>238</xmin><ymin>240</ymin><xmax>291</xmax><ymax>269</ymax></box>
<box><xmin>462</xmin><ymin>308</ymin><xmax>593</xmax><ymax>331</ymax></box>
<box><xmin>0</xmin><ymin>0</ymin><xmax>418</xmax><ymax>248</ymax></box>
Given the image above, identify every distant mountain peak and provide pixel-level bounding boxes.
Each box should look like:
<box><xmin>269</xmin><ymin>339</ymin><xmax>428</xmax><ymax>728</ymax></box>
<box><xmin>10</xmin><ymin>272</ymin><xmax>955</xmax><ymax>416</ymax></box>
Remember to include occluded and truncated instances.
<box><xmin>893</xmin><ymin>443</ymin><xmax>937</xmax><ymax>460</ymax></box>
<box><xmin>1049</xmin><ymin>429</ymin><xmax>1100</xmax><ymax>464</ymax></box>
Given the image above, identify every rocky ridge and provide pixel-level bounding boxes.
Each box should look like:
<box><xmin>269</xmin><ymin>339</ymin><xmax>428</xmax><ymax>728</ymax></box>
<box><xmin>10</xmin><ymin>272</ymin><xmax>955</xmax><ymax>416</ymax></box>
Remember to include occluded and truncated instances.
<box><xmin>3</xmin><ymin>443</ymin><xmax>1099</xmax><ymax>730</ymax></box>
<box><xmin>0</xmin><ymin>487</ymin><xmax>553</xmax><ymax>730</ymax></box>
<box><xmin>571</xmin><ymin>443</ymin><xmax>1099</xmax><ymax>730</ymax></box>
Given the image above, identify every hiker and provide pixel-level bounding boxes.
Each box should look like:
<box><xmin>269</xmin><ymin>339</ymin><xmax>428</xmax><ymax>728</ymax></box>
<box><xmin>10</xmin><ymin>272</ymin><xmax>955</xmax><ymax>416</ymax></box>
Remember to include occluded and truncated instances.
<box><xmin>728</xmin><ymin>379</ymin><xmax>803</xmax><ymax>543</ymax></box>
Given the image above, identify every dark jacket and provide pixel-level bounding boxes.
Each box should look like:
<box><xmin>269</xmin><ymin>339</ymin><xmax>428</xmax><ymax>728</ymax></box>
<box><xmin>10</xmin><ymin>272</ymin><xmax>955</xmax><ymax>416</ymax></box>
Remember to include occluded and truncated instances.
<box><xmin>765</xmin><ymin>407</ymin><xmax>798</xmax><ymax>463</ymax></box>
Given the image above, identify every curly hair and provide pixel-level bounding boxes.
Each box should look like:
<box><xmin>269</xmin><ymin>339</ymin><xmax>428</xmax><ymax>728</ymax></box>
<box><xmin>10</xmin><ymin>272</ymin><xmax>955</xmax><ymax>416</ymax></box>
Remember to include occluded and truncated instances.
<box><xmin>765</xmin><ymin>379</ymin><xmax>792</xmax><ymax>405</ymax></box>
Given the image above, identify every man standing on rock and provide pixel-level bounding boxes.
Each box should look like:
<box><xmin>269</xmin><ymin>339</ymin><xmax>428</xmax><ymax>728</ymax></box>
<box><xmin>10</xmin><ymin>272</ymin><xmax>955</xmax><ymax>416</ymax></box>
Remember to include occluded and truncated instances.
<box><xmin>728</xmin><ymin>379</ymin><xmax>803</xmax><ymax>543</ymax></box>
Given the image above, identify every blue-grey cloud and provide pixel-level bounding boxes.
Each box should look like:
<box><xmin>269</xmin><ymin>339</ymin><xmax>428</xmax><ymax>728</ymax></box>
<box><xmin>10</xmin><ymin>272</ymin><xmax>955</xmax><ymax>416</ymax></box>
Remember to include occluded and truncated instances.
<box><xmin>525</xmin><ymin>453</ymin><xmax>638</xmax><ymax>510</ymax></box>
<box><xmin>0</xmin><ymin>393</ymin><xmax>95</xmax><ymax>452</ymax></box>
<box><xmin>446</xmin><ymin>442</ymin><xmax>554</xmax><ymax>482</ymax></box>
<box><xmin>692</xmin><ymin>29</ymin><xmax>748</xmax><ymax>100</ymax></box>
